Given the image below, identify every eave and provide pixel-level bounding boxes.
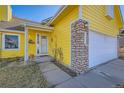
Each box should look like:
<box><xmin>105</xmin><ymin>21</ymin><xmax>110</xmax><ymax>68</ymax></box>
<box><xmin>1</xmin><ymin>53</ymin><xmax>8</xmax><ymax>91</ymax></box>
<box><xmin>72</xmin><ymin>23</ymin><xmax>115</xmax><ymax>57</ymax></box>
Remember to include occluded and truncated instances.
<box><xmin>24</xmin><ymin>23</ymin><xmax>54</xmax><ymax>32</ymax></box>
<box><xmin>0</xmin><ymin>28</ymin><xmax>24</xmax><ymax>33</ymax></box>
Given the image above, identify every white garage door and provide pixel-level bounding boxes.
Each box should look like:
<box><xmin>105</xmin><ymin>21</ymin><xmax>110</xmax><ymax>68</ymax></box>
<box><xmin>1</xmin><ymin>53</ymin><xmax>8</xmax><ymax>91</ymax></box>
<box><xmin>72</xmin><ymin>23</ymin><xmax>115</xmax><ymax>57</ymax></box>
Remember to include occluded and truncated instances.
<box><xmin>89</xmin><ymin>31</ymin><xmax>118</xmax><ymax>67</ymax></box>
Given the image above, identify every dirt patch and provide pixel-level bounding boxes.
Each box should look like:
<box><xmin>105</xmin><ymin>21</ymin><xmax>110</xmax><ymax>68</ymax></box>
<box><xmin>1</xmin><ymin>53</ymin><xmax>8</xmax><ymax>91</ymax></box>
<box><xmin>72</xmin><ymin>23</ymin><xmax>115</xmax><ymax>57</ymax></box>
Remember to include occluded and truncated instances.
<box><xmin>0</xmin><ymin>57</ymin><xmax>23</xmax><ymax>68</ymax></box>
<box><xmin>0</xmin><ymin>62</ymin><xmax>48</xmax><ymax>88</ymax></box>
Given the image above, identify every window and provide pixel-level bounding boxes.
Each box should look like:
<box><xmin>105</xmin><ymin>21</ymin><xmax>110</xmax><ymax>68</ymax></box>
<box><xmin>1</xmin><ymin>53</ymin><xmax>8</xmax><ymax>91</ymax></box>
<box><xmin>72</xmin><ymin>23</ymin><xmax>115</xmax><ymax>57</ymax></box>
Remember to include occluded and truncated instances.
<box><xmin>37</xmin><ymin>34</ymin><xmax>39</xmax><ymax>44</ymax></box>
<box><xmin>105</xmin><ymin>5</ymin><xmax>114</xmax><ymax>19</ymax></box>
<box><xmin>3</xmin><ymin>34</ymin><xmax>20</xmax><ymax>50</ymax></box>
<box><xmin>37</xmin><ymin>34</ymin><xmax>40</xmax><ymax>54</ymax></box>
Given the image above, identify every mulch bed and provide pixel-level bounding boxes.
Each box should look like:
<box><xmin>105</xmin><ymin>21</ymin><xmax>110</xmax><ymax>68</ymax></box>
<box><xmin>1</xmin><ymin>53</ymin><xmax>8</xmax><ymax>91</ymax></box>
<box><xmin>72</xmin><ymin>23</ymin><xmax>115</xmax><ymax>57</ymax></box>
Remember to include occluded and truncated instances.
<box><xmin>52</xmin><ymin>61</ymin><xmax>77</xmax><ymax>77</ymax></box>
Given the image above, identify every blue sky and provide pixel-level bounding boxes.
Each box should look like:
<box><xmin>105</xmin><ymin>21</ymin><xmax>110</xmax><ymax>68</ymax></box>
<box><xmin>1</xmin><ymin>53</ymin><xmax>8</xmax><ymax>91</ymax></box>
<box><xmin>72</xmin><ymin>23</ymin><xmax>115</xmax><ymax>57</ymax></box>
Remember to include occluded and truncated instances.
<box><xmin>12</xmin><ymin>5</ymin><xmax>61</xmax><ymax>22</ymax></box>
<box><xmin>12</xmin><ymin>5</ymin><xmax>124</xmax><ymax>23</ymax></box>
<box><xmin>120</xmin><ymin>5</ymin><xmax>124</xmax><ymax>21</ymax></box>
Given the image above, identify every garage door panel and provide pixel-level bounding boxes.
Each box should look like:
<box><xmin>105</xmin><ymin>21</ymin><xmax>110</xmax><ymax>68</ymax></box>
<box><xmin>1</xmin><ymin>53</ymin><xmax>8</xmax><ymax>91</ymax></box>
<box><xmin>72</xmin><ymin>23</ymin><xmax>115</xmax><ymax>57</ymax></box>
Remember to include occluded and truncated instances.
<box><xmin>89</xmin><ymin>31</ymin><xmax>117</xmax><ymax>67</ymax></box>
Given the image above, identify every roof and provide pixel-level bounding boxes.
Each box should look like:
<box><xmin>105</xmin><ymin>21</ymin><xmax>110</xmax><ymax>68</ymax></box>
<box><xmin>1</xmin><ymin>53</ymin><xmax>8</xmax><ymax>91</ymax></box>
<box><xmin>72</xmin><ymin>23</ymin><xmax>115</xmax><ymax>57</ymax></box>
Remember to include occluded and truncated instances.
<box><xmin>0</xmin><ymin>16</ymin><xmax>53</xmax><ymax>32</ymax></box>
<box><xmin>41</xmin><ymin>17</ymin><xmax>53</xmax><ymax>25</ymax></box>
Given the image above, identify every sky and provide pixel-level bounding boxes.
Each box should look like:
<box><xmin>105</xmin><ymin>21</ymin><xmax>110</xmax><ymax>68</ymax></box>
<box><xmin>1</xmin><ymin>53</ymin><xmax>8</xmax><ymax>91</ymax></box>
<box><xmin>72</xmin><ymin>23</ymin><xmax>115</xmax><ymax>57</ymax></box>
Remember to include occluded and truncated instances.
<box><xmin>12</xmin><ymin>5</ymin><xmax>61</xmax><ymax>22</ymax></box>
<box><xmin>120</xmin><ymin>5</ymin><xmax>124</xmax><ymax>21</ymax></box>
<box><xmin>12</xmin><ymin>5</ymin><xmax>124</xmax><ymax>23</ymax></box>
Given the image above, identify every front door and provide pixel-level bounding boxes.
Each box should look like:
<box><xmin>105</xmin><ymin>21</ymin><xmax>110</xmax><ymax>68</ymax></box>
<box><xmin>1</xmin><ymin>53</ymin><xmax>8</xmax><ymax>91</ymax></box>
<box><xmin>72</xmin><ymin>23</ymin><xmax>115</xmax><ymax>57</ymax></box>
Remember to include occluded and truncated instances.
<box><xmin>41</xmin><ymin>36</ymin><xmax>48</xmax><ymax>55</ymax></box>
<box><xmin>36</xmin><ymin>34</ymin><xmax>48</xmax><ymax>55</ymax></box>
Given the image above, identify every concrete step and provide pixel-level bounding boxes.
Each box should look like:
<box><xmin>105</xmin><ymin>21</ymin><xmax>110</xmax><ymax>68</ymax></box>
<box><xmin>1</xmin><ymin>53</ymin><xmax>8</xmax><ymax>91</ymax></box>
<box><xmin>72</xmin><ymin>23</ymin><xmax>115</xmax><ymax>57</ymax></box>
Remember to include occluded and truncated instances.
<box><xmin>32</xmin><ymin>55</ymin><xmax>55</xmax><ymax>63</ymax></box>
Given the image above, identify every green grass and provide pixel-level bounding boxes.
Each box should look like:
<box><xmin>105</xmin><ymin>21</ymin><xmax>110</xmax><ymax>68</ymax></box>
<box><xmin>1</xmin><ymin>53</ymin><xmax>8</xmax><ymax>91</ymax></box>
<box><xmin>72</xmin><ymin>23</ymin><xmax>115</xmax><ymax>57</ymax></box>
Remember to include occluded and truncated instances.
<box><xmin>0</xmin><ymin>62</ymin><xmax>48</xmax><ymax>88</ymax></box>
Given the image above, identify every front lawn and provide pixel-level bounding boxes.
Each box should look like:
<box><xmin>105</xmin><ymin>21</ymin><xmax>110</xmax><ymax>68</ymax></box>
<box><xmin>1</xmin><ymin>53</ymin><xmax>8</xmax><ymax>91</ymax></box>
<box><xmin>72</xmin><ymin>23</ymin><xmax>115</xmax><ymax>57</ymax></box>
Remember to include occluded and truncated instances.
<box><xmin>0</xmin><ymin>62</ymin><xmax>48</xmax><ymax>88</ymax></box>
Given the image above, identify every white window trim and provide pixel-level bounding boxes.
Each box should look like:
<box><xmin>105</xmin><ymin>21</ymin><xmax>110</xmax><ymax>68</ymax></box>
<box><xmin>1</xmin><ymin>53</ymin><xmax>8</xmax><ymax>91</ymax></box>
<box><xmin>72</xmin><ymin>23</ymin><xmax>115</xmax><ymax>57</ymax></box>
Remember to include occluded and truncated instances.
<box><xmin>2</xmin><ymin>33</ymin><xmax>20</xmax><ymax>50</ymax></box>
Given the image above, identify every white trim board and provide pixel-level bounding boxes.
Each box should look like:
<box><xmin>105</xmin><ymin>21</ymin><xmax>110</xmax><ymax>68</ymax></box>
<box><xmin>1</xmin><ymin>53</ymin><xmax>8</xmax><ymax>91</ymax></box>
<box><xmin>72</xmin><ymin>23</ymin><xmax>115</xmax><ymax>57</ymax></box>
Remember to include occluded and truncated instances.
<box><xmin>24</xmin><ymin>25</ymin><xmax>28</xmax><ymax>61</ymax></box>
<box><xmin>0</xmin><ymin>29</ymin><xmax>24</xmax><ymax>33</ymax></box>
<box><xmin>89</xmin><ymin>28</ymin><xmax>118</xmax><ymax>38</ymax></box>
<box><xmin>27</xmin><ymin>27</ymin><xmax>53</xmax><ymax>32</ymax></box>
<box><xmin>36</xmin><ymin>33</ymin><xmax>38</xmax><ymax>55</ymax></box>
<box><xmin>26</xmin><ymin>23</ymin><xmax>54</xmax><ymax>30</ymax></box>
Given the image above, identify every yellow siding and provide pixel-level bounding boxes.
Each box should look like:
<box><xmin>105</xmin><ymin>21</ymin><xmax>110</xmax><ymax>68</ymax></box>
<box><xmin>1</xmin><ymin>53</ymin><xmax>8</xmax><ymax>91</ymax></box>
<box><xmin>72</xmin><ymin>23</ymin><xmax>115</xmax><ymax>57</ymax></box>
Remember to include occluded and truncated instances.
<box><xmin>0</xmin><ymin>30</ymin><xmax>53</xmax><ymax>59</ymax></box>
<box><xmin>0</xmin><ymin>30</ymin><xmax>52</xmax><ymax>59</ymax></box>
<box><xmin>28</xmin><ymin>28</ymin><xmax>52</xmax><ymax>56</ymax></box>
<box><xmin>0</xmin><ymin>31</ymin><xmax>24</xmax><ymax>58</ymax></box>
<box><xmin>0</xmin><ymin>5</ymin><xmax>7</xmax><ymax>21</ymax></box>
<box><xmin>114</xmin><ymin>6</ymin><xmax>123</xmax><ymax>29</ymax></box>
<box><xmin>7</xmin><ymin>6</ymin><xmax>12</xmax><ymax>21</ymax></box>
<box><xmin>82</xmin><ymin>5</ymin><xmax>121</xmax><ymax>37</ymax></box>
<box><xmin>52</xmin><ymin>6</ymin><xmax>78</xmax><ymax>66</ymax></box>
<box><xmin>0</xmin><ymin>5</ymin><xmax>12</xmax><ymax>21</ymax></box>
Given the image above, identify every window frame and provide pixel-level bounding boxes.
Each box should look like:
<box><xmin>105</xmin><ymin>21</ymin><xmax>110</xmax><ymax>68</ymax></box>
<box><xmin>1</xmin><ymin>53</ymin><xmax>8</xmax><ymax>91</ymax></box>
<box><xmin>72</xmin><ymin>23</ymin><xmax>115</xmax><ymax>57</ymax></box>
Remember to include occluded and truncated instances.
<box><xmin>2</xmin><ymin>33</ymin><xmax>20</xmax><ymax>50</ymax></box>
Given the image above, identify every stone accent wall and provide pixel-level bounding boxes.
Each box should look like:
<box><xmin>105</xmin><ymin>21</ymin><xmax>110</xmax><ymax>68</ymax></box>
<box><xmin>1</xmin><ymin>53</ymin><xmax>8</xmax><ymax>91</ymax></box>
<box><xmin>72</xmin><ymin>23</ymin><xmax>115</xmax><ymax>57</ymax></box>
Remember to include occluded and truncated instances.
<box><xmin>119</xmin><ymin>35</ymin><xmax>124</xmax><ymax>58</ymax></box>
<box><xmin>71</xmin><ymin>19</ymin><xmax>89</xmax><ymax>74</ymax></box>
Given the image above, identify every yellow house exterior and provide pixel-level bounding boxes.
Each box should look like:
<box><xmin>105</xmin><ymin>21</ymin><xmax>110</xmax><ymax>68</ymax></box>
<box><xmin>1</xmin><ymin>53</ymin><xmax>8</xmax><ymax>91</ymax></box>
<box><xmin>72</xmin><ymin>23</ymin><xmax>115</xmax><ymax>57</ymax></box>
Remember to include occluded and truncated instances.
<box><xmin>0</xmin><ymin>5</ymin><xmax>123</xmax><ymax>73</ymax></box>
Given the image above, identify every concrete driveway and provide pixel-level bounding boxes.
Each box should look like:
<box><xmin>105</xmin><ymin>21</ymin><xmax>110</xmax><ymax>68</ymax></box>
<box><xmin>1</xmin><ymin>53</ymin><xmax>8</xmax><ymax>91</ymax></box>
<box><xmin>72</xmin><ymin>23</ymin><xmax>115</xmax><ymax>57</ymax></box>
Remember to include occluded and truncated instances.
<box><xmin>56</xmin><ymin>59</ymin><xmax>124</xmax><ymax>88</ymax></box>
<box><xmin>92</xmin><ymin>59</ymin><xmax>124</xmax><ymax>85</ymax></box>
<box><xmin>38</xmin><ymin>59</ymin><xmax>124</xmax><ymax>88</ymax></box>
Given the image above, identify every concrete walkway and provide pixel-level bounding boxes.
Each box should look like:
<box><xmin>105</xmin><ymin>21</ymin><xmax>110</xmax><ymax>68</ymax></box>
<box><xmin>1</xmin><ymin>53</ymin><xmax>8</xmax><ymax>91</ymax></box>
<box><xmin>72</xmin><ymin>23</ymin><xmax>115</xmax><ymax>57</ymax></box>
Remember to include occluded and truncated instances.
<box><xmin>38</xmin><ymin>59</ymin><xmax>124</xmax><ymax>88</ymax></box>
<box><xmin>38</xmin><ymin>62</ymin><xmax>72</xmax><ymax>87</ymax></box>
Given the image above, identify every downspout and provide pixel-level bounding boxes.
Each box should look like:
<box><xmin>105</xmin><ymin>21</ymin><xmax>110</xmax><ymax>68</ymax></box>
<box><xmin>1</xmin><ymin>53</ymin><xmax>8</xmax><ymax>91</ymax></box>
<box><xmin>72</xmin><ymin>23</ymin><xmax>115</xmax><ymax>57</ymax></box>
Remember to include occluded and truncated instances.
<box><xmin>79</xmin><ymin>5</ymin><xmax>82</xmax><ymax>18</ymax></box>
<box><xmin>24</xmin><ymin>24</ymin><xmax>28</xmax><ymax>62</ymax></box>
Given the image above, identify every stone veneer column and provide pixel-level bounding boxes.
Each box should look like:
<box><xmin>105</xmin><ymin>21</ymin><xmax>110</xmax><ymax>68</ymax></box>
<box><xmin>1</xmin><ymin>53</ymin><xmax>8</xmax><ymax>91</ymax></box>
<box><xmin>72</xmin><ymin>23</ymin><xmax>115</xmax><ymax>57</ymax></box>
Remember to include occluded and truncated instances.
<box><xmin>71</xmin><ymin>19</ymin><xmax>89</xmax><ymax>74</ymax></box>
